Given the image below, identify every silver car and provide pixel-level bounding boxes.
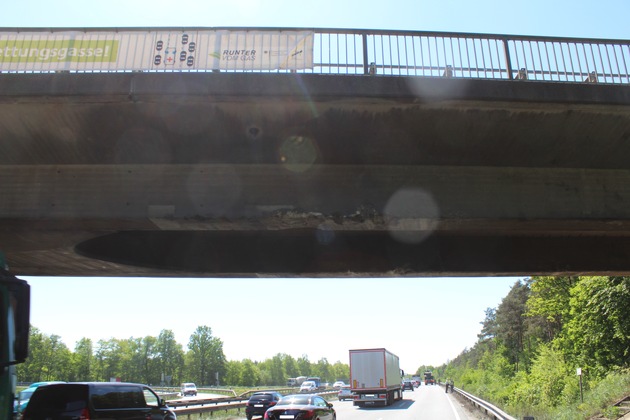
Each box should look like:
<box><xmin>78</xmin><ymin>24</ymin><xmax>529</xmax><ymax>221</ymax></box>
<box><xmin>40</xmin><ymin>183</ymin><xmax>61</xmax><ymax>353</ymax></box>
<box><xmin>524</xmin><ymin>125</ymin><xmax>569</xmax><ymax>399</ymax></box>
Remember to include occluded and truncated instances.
<box><xmin>338</xmin><ymin>385</ymin><xmax>354</xmax><ymax>401</ymax></box>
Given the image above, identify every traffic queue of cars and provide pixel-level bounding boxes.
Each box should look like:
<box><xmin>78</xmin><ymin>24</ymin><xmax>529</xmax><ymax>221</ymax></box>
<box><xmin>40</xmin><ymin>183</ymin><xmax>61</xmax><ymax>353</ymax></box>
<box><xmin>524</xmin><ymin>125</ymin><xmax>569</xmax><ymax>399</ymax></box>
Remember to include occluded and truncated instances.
<box><xmin>247</xmin><ymin>392</ymin><xmax>336</xmax><ymax>420</ymax></box>
<box><xmin>245</xmin><ymin>383</ymin><xmax>351</xmax><ymax>420</ymax></box>
<box><xmin>17</xmin><ymin>379</ymin><xmax>361</xmax><ymax>419</ymax></box>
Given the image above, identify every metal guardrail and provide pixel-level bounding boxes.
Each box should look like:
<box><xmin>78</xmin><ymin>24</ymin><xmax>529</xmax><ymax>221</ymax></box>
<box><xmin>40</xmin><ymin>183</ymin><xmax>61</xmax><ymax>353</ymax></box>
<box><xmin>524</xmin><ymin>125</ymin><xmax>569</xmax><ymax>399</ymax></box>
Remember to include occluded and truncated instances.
<box><xmin>154</xmin><ymin>386</ymin><xmax>237</xmax><ymax>397</ymax></box>
<box><xmin>168</xmin><ymin>395</ymin><xmax>246</xmax><ymax>408</ymax></box>
<box><xmin>0</xmin><ymin>27</ymin><xmax>628</xmax><ymax>84</ymax></box>
<box><xmin>445</xmin><ymin>384</ymin><xmax>517</xmax><ymax>420</ymax></box>
<box><xmin>171</xmin><ymin>399</ymin><xmax>247</xmax><ymax>416</ymax></box>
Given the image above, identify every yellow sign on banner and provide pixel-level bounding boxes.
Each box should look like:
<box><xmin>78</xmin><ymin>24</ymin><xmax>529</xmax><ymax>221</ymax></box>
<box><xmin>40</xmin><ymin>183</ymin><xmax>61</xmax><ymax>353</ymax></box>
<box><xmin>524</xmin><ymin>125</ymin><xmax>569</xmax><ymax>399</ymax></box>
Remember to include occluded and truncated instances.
<box><xmin>0</xmin><ymin>39</ymin><xmax>119</xmax><ymax>63</ymax></box>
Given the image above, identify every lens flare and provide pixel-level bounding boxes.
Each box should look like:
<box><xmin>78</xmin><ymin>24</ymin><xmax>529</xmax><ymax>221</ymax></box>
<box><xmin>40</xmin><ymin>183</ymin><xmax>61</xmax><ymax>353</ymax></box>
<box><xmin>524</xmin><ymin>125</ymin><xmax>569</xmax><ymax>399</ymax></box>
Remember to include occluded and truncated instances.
<box><xmin>384</xmin><ymin>188</ymin><xmax>440</xmax><ymax>244</ymax></box>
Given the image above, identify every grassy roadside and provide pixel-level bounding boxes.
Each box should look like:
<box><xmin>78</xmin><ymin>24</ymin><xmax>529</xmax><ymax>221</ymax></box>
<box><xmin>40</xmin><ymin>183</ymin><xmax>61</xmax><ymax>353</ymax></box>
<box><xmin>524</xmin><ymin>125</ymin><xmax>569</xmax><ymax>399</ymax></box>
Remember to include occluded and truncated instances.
<box><xmin>509</xmin><ymin>370</ymin><xmax>630</xmax><ymax>420</ymax></box>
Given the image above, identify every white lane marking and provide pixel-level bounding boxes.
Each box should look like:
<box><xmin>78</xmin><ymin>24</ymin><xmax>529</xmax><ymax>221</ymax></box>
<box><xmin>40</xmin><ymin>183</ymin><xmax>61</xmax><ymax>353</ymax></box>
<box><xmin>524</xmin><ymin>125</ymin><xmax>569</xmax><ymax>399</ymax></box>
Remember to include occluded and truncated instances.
<box><xmin>446</xmin><ymin>393</ymin><xmax>462</xmax><ymax>420</ymax></box>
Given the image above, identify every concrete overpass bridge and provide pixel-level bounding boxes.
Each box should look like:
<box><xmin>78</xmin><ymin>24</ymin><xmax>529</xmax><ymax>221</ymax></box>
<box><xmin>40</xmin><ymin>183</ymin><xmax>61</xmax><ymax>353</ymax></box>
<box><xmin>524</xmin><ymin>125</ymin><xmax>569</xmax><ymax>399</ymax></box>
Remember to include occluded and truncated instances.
<box><xmin>1</xmin><ymin>27</ymin><xmax>629</xmax><ymax>277</ymax></box>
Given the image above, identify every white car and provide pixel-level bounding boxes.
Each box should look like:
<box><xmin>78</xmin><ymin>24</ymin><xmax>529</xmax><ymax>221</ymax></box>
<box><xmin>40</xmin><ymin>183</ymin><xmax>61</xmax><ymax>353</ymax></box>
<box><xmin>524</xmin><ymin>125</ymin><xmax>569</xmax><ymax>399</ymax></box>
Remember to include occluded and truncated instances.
<box><xmin>180</xmin><ymin>382</ymin><xmax>197</xmax><ymax>397</ymax></box>
<box><xmin>332</xmin><ymin>381</ymin><xmax>346</xmax><ymax>388</ymax></box>
<box><xmin>299</xmin><ymin>381</ymin><xmax>318</xmax><ymax>393</ymax></box>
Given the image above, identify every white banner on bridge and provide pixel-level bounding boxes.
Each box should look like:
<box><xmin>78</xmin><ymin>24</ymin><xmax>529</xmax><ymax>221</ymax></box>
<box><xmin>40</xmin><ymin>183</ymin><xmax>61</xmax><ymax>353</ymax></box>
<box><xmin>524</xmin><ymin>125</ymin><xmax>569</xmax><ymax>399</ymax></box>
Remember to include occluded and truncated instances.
<box><xmin>0</xmin><ymin>30</ymin><xmax>314</xmax><ymax>72</ymax></box>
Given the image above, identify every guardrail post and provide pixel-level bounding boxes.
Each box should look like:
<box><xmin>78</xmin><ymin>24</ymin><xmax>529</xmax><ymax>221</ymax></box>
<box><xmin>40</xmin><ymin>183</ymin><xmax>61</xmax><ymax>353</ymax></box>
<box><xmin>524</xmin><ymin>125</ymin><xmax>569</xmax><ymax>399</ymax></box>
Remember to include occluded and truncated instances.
<box><xmin>362</xmin><ymin>33</ymin><xmax>369</xmax><ymax>75</ymax></box>
<box><xmin>502</xmin><ymin>38</ymin><xmax>514</xmax><ymax>80</ymax></box>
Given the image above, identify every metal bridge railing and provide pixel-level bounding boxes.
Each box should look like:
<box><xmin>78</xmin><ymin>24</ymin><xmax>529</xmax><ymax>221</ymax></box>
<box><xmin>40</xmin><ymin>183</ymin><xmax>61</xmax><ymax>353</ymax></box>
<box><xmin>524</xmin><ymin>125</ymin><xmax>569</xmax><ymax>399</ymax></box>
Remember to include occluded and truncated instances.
<box><xmin>1</xmin><ymin>27</ymin><xmax>628</xmax><ymax>84</ymax></box>
<box><xmin>314</xmin><ymin>29</ymin><xmax>630</xmax><ymax>84</ymax></box>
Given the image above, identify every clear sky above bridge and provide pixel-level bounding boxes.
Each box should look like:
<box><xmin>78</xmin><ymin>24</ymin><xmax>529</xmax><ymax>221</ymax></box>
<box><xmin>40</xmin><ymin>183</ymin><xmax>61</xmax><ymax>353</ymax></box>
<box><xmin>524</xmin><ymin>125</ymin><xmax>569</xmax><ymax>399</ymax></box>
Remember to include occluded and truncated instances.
<box><xmin>7</xmin><ymin>0</ymin><xmax>629</xmax><ymax>371</ymax></box>
<box><xmin>2</xmin><ymin>0</ymin><xmax>629</xmax><ymax>39</ymax></box>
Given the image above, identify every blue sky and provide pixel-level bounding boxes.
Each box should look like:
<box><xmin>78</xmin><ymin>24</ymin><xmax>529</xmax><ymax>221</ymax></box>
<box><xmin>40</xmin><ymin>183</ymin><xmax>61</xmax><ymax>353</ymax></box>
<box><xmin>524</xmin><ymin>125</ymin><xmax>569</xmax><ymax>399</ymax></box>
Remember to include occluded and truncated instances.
<box><xmin>1</xmin><ymin>0</ymin><xmax>628</xmax><ymax>39</ymax></box>
<box><xmin>7</xmin><ymin>0</ymin><xmax>628</xmax><ymax>371</ymax></box>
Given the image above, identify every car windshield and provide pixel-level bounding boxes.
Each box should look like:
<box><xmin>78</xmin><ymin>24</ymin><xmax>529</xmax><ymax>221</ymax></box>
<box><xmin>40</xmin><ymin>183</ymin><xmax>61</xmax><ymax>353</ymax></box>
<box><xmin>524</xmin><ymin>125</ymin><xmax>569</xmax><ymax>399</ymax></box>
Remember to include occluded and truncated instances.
<box><xmin>301</xmin><ymin>381</ymin><xmax>314</xmax><ymax>386</ymax></box>
<box><xmin>278</xmin><ymin>395</ymin><xmax>311</xmax><ymax>406</ymax></box>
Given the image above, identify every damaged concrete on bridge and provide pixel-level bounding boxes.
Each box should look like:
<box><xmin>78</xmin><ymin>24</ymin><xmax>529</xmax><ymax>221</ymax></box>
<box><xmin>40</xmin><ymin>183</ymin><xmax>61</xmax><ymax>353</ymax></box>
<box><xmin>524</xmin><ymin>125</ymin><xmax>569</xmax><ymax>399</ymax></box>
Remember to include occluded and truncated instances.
<box><xmin>1</xmin><ymin>71</ymin><xmax>630</xmax><ymax>276</ymax></box>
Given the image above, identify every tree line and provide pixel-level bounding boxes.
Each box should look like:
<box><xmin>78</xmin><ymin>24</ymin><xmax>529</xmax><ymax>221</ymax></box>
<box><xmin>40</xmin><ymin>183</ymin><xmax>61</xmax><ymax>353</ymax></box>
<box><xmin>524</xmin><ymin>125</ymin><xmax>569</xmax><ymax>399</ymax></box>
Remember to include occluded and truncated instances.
<box><xmin>16</xmin><ymin>324</ymin><xmax>349</xmax><ymax>387</ymax></box>
<box><xmin>436</xmin><ymin>276</ymin><xmax>630</xmax><ymax>418</ymax></box>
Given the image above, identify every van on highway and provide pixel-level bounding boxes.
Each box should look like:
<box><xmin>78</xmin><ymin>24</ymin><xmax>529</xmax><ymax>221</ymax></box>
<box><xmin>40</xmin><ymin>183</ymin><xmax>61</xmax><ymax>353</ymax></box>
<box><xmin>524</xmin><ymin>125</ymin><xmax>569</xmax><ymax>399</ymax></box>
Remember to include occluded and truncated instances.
<box><xmin>21</xmin><ymin>382</ymin><xmax>175</xmax><ymax>419</ymax></box>
<box><xmin>181</xmin><ymin>382</ymin><xmax>197</xmax><ymax>396</ymax></box>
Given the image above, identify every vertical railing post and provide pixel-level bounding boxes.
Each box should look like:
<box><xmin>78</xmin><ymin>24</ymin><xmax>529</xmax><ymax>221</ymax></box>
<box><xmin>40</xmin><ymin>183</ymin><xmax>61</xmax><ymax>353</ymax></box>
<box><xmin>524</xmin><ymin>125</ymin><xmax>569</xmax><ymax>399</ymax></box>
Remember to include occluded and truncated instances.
<box><xmin>362</xmin><ymin>33</ymin><xmax>369</xmax><ymax>74</ymax></box>
<box><xmin>502</xmin><ymin>37</ymin><xmax>514</xmax><ymax>79</ymax></box>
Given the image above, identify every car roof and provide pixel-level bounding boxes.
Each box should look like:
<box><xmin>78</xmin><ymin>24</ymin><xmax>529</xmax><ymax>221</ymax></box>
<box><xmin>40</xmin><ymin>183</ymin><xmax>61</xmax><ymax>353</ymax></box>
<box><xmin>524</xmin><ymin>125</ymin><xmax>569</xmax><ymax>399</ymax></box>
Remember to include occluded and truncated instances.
<box><xmin>281</xmin><ymin>394</ymin><xmax>316</xmax><ymax>399</ymax></box>
<box><xmin>40</xmin><ymin>382</ymin><xmax>149</xmax><ymax>388</ymax></box>
<box><xmin>27</xmin><ymin>381</ymin><xmax>65</xmax><ymax>388</ymax></box>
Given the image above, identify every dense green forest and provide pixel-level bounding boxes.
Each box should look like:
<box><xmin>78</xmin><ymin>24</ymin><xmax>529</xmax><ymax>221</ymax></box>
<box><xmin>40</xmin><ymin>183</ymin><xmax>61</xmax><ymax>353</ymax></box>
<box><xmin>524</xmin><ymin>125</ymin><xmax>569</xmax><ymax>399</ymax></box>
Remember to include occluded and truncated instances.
<box><xmin>16</xmin><ymin>324</ymin><xmax>349</xmax><ymax>387</ymax></box>
<box><xmin>420</xmin><ymin>276</ymin><xmax>630</xmax><ymax>419</ymax></box>
<box><xmin>18</xmin><ymin>276</ymin><xmax>630</xmax><ymax>418</ymax></box>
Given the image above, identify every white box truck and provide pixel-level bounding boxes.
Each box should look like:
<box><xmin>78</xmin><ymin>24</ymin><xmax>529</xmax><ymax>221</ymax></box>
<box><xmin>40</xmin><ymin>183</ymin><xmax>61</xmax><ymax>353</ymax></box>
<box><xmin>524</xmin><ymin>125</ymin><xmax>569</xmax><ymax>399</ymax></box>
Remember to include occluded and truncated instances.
<box><xmin>349</xmin><ymin>348</ymin><xmax>403</xmax><ymax>407</ymax></box>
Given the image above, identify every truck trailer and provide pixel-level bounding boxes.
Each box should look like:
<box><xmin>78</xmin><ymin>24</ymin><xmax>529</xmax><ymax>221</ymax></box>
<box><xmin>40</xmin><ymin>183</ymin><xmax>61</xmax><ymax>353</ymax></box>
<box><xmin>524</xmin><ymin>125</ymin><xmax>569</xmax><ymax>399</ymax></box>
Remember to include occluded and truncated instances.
<box><xmin>349</xmin><ymin>348</ymin><xmax>403</xmax><ymax>407</ymax></box>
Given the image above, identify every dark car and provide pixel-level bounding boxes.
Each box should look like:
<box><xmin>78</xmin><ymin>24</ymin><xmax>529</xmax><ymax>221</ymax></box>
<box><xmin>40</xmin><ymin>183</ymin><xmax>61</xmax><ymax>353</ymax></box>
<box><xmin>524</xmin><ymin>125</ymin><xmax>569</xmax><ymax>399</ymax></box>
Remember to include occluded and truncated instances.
<box><xmin>402</xmin><ymin>380</ymin><xmax>414</xmax><ymax>391</ymax></box>
<box><xmin>14</xmin><ymin>381</ymin><xmax>65</xmax><ymax>416</ymax></box>
<box><xmin>246</xmin><ymin>391</ymin><xmax>283</xmax><ymax>420</ymax></box>
<box><xmin>264</xmin><ymin>394</ymin><xmax>335</xmax><ymax>420</ymax></box>
<box><xmin>20</xmin><ymin>382</ymin><xmax>176</xmax><ymax>420</ymax></box>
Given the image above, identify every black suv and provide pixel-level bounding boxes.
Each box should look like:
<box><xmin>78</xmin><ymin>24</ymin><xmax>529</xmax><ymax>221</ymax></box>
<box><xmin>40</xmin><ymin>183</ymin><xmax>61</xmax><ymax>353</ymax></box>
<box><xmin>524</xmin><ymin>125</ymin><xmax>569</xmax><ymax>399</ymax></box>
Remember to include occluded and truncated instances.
<box><xmin>245</xmin><ymin>391</ymin><xmax>282</xmax><ymax>420</ymax></box>
<box><xmin>21</xmin><ymin>382</ymin><xmax>176</xmax><ymax>419</ymax></box>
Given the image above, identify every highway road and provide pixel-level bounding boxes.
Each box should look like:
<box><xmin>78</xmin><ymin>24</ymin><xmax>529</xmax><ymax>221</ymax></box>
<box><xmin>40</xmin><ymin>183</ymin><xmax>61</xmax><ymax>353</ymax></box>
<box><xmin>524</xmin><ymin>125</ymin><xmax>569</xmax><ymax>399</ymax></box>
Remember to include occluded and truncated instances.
<box><xmin>233</xmin><ymin>385</ymin><xmax>483</xmax><ymax>420</ymax></box>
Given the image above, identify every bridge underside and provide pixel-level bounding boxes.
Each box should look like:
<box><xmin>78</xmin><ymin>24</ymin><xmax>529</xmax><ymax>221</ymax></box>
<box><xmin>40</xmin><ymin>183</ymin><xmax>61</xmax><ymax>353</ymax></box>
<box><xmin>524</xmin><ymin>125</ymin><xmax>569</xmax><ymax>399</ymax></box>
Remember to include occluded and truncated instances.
<box><xmin>1</xmin><ymin>72</ymin><xmax>630</xmax><ymax>277</ymax></box>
